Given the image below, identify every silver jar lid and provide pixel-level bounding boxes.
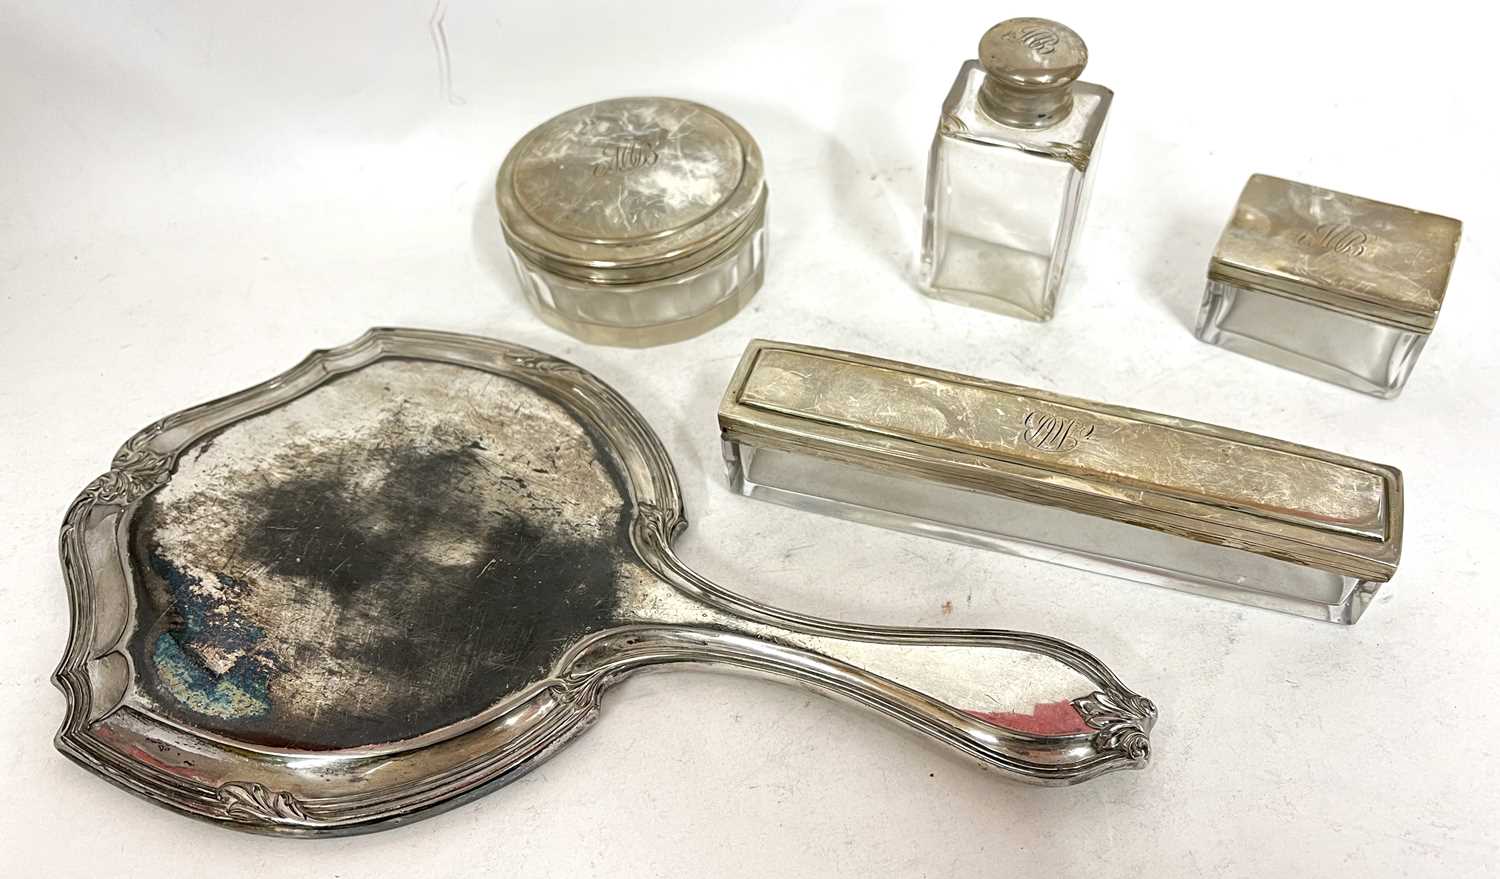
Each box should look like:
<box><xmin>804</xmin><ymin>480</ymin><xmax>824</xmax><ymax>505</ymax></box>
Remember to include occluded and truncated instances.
<box><xmin>496</xmin><ymin>97</ymin><xmax>767</xmax><ymax>285</ymax></box>
<box><xmin>977</xmin><ymin>18</ymin><xmax>1088</xmax><ymax>129</ymax></box>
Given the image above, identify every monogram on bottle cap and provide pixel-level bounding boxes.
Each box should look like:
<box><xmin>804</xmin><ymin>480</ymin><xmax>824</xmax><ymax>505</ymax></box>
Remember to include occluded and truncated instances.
<box><xmin>978</xmin><ymin>18</ymin><xmax>1088</xmax><ymax>90</ymax></box>
<box><xmin>976</xmin><ymin>18</ymin><xmax>1089</xmax><ymax>129</ymax></box>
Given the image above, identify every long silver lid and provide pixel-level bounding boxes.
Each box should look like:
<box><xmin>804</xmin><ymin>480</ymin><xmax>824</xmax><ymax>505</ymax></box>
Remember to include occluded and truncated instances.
<box><xmin>720</xmin><ymin>340</ymin><xmax>1402</xmax><ymax>583</ymax></box>
<box><xmin>496</xmin><ymin>97</ymin><xmax>766</xmax><ymax>285</ymax></box>
<box><xmin>1209</xmin><ymin>174</ymin><xmax>1461</xmax><ymax>333</ymax></box>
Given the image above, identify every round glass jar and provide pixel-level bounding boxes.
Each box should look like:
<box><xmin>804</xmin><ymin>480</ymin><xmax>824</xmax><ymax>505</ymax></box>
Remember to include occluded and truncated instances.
<box><xmin>496</xmin><ymin>97</ymin><xmax>768</xmax><ymax>347</ymax></box>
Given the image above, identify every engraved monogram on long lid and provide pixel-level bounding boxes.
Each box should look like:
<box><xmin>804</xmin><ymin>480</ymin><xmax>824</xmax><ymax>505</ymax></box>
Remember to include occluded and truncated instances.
<box><xmin>719</xmin><ymin>340</ymin><xmax>1403</xmax><ymax>584</ymax></box>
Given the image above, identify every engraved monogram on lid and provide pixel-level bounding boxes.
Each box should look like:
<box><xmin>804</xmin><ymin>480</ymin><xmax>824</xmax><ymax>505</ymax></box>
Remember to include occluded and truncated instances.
<box><xmin>1021</xmin><ymin>411</ymin><xmax>1093</xmax><ymax>452</ymax></box>
<box><xmin>509</xmin><ymin>98</ymin><xmax>743</xmax><ymax>243</ymax></box>
<box><xmin>977</xmin><ymin>17</ymin><xmax>1089</xmax><ymax>128</ymax></box>
<box><xmin>1298</xmin><ymin>222</ymin><xmax>1371</xmax><ymax>257</ymax></box>
<box><xmin>733</xmin><ymin>345</ymin><xmax>1390</xmax><ymax>543</ymax></box>
<box><xmin>1002</xmin><ymin>22</ymin><xmax>1062</xmax><ymax>54</ymax></box>
<box><xmin>496</xmin><ymin>96</ymin><xmax>765</xmax><ymax>284</ymax></box>
<box><xmin>1210</xmin><ymin>174</ymin><xmax>1462</xmax><ymax>332</ymax></box>
<box><xmin>592</xmin><ymin>135</ymin><xmax>661</xmax><ymax>177</ymax></box>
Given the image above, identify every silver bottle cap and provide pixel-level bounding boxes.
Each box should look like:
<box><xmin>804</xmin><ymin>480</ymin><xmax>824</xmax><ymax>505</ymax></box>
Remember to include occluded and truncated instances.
<box><xmin>496</xmin><ymin>96</ymin><xmax>766</xmax><ymax>285</ymax></box>
<box><xmin>977</xmin><ymin>18</ymin><xmax>1088</xmax><ymax>129</ymax></box>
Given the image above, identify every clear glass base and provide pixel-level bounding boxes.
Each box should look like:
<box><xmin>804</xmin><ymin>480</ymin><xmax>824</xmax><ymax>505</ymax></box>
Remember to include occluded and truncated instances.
<box><xmin>918</xmin><ymin>61</ymin><xmax>1110</xmax><ymax>321</ymax></box>
<box><xmin>920</xmin><ymin>235</ymin><xmax>1055</xmax><ymax>321</ymax></box>
<box><xmin>723</xmin><ymin>440</ymin><xmax>1380</xmax><ymax>624</ymax></box>
<box><xmin>508</xmin><ymin>223</ymin><xmax>766</xmax><ymax>348</ymax></box>
<box><xmin>1195</xmin><ymin>279</ymin><xmax>1428</xmax><ymax>399</ymax></box>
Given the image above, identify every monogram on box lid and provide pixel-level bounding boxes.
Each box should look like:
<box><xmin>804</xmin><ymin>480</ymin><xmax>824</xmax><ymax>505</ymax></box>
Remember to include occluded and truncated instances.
<box><xmin>1197</xmin><ymin>174</ymin><xmax>1461</xmax><ymax>397</ymax></box>
<box><xmin>496</xmin><ymin>97</ymin><xmax>767</xmax><ymax>347</ymax></box>
<box><xmin>719</xmin><ymin>340</ymin><xmax>1404</xmax><ymax>624</ymax></box>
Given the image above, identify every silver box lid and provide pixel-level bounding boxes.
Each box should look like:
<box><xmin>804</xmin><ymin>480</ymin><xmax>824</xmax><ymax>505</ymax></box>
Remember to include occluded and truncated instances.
<box><xmin>495</xmin><ymin>96</ymin><xmax>766</xmax><ymax>285</ymax></box>
<box><xmin>1208</xmin><ymin>174</ymin><xmax>1461</xmax><ymax>333</ymax></box>
<box><xmin>719</xmin><ymin>340</ymin><xmax>1403</xmax><ymax>583</ymax></box>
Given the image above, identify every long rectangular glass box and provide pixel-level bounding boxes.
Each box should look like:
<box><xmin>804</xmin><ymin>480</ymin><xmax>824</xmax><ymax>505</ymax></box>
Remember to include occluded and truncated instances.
<box><xmin>718</xmin><ymin>340</ymin><xmax>1404</xmax><ymax>624</ymax></box>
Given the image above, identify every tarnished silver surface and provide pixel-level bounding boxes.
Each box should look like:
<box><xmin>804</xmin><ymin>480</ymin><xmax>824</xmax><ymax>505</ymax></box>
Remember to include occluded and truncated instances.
<box><xmin>1210</xmin><ymin>174</ymin><xmax>1462</xmax><ymax>332</ymax></box>
<box><xmin>496</xmin><ymin>97</ymin><xmax>766</xmax><ymax>284</ymax></box>
<box><xmin>55</xmin><ymin>329</ymin><xmax>1155</xmax><ymax>837</ymax></box>
<box><xmin>718</xmin><ymin>341</ymin><xmax>1404</xmax><ymax>614</ymax></box>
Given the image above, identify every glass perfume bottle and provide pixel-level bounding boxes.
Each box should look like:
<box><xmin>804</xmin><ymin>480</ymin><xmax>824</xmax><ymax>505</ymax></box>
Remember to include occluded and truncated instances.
<box><xmin>920</xmin><ymin>18</ymin><xmax>1112</xmax><ymax>320</ymax></box>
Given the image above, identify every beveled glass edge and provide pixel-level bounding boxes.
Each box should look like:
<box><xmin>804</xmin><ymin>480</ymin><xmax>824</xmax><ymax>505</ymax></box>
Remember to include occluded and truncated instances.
<box><xmin>513</xmin><ymin>221</ymin><xmax>767</xmax><ymax>347</ymax></box>
<box><xmin>1209</xmin><ymin>173</ymin><xmax>1462</xmax><ymax>333</ymax></box>
<box><xmin>717</xmin><ymin>340</ymin><xmax>1403</xmax><ymax>583</ymax></box>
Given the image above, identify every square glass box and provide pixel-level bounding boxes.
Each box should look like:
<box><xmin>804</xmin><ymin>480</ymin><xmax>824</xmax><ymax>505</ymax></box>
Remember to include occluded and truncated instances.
<box><xmin>1196</xmin><ymin>174</ymin><xmax>1462</xmax><ymax>398</ymax></box>
<box><xmin>719</xmin><ymin>340</ymin><xmax>1404</xmax><ymax>625</ymax></box>
<box><xmin>920</xmin><ymin>19</ymin><xmax>1112</xmax><ymax>321</ymax></box>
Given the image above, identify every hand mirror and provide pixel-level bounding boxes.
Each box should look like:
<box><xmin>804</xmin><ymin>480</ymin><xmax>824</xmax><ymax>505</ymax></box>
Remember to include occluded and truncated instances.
<box><xmin>56</xmin><ymin>329</ymin><xmax>1155</xmax><ymax>836</ymax></box>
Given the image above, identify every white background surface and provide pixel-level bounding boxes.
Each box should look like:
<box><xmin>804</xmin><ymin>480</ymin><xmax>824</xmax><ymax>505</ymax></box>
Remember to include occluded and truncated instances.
<box><xmin>3</xmin><ymin>1</ymin><xmax>1497</xmax><ymax>876</ymax></box>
